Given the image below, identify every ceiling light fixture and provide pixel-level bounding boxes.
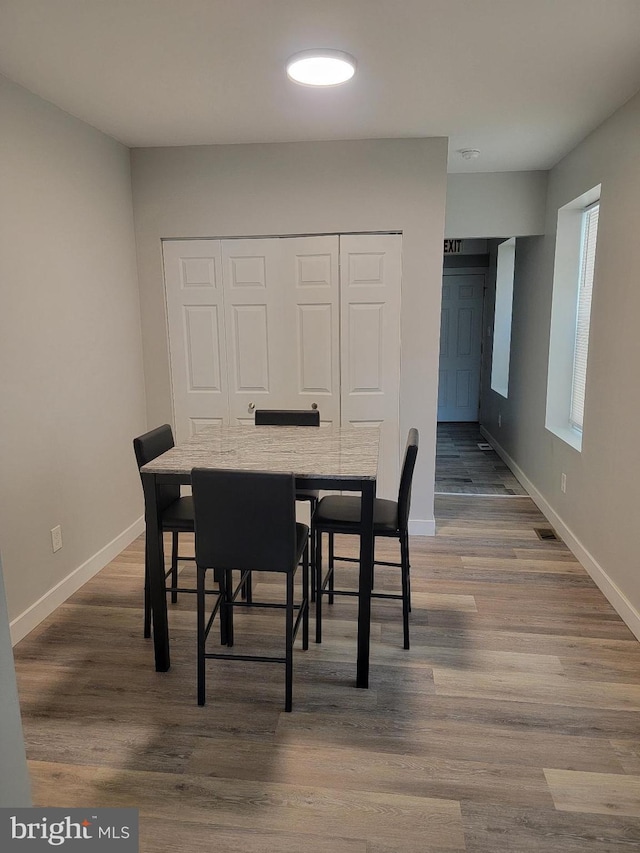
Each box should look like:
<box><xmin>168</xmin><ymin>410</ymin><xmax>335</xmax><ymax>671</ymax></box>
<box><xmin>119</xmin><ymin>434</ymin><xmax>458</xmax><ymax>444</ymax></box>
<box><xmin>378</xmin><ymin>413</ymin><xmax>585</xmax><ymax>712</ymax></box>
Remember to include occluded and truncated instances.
<box><xmin>286</xmin><ymin>49</ymin><xmax>356</xmax><ymax>87</ymax></box>
<box><xmin>457</xmin><ymin>148</ymin><xmax>481</xmax><ymax>160</ymax></box>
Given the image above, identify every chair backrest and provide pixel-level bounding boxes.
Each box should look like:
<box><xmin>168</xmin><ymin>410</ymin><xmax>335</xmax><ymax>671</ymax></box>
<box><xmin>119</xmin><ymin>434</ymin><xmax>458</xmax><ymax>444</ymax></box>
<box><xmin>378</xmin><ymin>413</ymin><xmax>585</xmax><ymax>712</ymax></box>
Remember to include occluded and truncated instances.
<box><xmin>254</xmin><ymin>409</ymin><xmax>320</xmax><ymax>427</ymax></box>
<box><xmin>397</xmin><ymin>428</ymin><xmax>419</xmax><ymax>533</ymax></box>
<box><xmin>192</xmin><ymin>468</ymin><xmax>298</xmax><ymax>572</ymax></box>
<box><xmin>133</xmin><ymin>424</ymin><xmax>180</xmax><ymax>510</ymax></box>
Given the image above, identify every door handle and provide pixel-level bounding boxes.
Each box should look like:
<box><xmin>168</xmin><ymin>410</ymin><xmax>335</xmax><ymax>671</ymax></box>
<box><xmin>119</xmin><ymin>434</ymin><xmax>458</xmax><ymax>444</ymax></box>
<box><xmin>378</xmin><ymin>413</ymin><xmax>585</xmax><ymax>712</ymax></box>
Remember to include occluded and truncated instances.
<box><xmin>311</xmin><ymin>402</ymin><xmax>318</xmax><ymax>410</ymax></box>
<box><xmin>248</xmin><ymin>402</ymin><xmax>256</xmax><ymax>411</ymax></box>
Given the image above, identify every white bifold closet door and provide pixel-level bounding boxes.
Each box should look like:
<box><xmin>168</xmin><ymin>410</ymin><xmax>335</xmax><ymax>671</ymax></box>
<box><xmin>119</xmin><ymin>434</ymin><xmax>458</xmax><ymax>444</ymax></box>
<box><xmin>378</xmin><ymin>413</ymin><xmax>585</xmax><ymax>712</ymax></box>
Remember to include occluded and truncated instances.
<box><xmin>163</xmin><ymin>239</ymin><xmax>228</xmax><ymax>440</ymax></box>
<box><xmin>162</xmin><ymin>233</ymin><xmax>401</xmax><ymax>498</ymax></box>
<box><xmin>221</xmin><ymin>236</ymin><xmax>341</xmax><ymax>426</ymax></box>
<box><xmin>339</xmin><ymin>234</ymin><xmax>401</xmax><ymax>499</ymax></box>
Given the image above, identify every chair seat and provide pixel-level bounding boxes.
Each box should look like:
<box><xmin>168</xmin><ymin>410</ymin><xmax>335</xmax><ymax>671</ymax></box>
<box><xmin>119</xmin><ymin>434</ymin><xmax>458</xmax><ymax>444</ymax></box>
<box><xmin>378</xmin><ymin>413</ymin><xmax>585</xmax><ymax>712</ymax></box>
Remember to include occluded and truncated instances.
<box><xmin>162</xmin><ymin>495</ymin><xmax>195</xmax><ymax>531</ymax></box>
<box><xmin>296</xmin><ymin>488</ymin><xmax>319</xmax><ymax>502</ymax></box>
<box><xmin>314</xmin><ymin>495</ymin><xmax>399</xmax><ymax>534</ymax></box>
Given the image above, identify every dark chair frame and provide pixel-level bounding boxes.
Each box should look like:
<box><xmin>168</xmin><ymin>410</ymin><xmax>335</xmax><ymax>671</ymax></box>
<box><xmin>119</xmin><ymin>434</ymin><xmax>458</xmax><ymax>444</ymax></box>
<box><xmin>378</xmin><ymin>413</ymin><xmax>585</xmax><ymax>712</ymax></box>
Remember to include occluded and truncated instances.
<box><xmin>254</xmin><ymin>409</ymin><xmax>320</xmax><ymax>427</ymax></box>
<box><xmin>254</xmin><ymin>408</ymin><xmax>321</xmax><ymax>600</ymax></box>
<box><xmin>192</xmin><ymin>468</ymin><xmax>310</xmax><ymax>712</ymax></box>
<box><xmin>133</xmin><ymin>424</ymin><xmax>196</xmax><ymax>638</ymax></box>
<box><xmin>314</xmin><ymin>428</ymin><xmax>419</xmax><ymax>650</ymax></box>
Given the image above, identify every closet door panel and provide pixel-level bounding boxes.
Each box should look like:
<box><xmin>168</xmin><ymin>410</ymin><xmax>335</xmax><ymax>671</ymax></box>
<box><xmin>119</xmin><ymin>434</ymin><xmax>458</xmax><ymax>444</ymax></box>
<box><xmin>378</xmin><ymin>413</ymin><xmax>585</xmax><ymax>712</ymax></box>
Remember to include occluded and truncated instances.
<box><xmin>222</xmin><ymin>239</ymin><xmax>287</xmax><ymax>423</ymax></box>
<box><xmin>340</xmin><ymin>234</ymin><xmax>402</xmax><ymax>499</ymax></box>
<box><xmin>162</xmin><ymin>239</ymin><xmax>228</xmax><ymax>442</ymax></box>
<box><xmin>281</xmin><ymin>235</ymin><xmax>340</xmax><ymax>427</ymax></box>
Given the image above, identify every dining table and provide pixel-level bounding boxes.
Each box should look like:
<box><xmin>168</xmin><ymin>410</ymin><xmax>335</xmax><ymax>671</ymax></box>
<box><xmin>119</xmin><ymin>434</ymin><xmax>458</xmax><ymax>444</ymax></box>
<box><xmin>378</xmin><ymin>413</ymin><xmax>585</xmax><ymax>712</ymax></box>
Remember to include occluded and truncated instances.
<box><xmin>140</xmin><ymin>424</ymin><xmax>380</xmax><ymax>688</ymax></box>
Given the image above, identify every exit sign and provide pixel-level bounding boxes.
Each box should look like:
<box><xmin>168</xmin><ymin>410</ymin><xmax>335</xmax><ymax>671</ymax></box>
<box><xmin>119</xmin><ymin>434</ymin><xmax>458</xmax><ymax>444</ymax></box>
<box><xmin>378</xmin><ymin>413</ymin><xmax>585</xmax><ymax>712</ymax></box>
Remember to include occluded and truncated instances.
<box><xmin>443</xmin><ymin>239</ymin><xmax>464</xmax><ymax>254</ymax></box>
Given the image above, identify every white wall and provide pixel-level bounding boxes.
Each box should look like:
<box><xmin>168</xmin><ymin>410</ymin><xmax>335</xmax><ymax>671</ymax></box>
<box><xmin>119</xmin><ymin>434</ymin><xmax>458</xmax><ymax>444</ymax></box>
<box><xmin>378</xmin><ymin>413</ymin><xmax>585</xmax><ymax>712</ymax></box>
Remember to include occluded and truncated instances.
<box><xmin>446</xmin><ymin>171</ymin><xmax>547</xmax><ymax>237</ymax></box>
<box><xmin>131</xmin><ymin>138</ymin><xmax>448</xmax><ymax>531</ymax></box>
<box><xmin>480</xmin><ymin>89</ymin><xmax>640</xmax><ymax>638</ymax></box>
<box><xmin>0</xmin><ymin>75</ymin><xmax>147</xmax><ymax>636</ymax></box>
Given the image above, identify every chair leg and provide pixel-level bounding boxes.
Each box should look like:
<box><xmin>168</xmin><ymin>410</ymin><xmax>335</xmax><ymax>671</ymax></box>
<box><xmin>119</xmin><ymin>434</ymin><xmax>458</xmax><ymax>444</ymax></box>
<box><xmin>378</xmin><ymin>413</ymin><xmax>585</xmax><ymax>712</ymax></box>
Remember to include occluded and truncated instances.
<box><xmin>143</xmin><ymin>550</ymin><xmax>152</xmax><ymax>639</ymax></box>
<box><xmin>405</xmin><ymin>531</ymin><xmax>412</xmax><ymax>613</ymax></box>
<box><xmin>240</xmin><ymin>570</ymin><xmax>253</xmax><ymax>604</ymax></box>
<box><xmin>302</xmin><ymin>542</ymin><xmax>309</xmax><ymax>651</ymax></box>
<box><xmin>315</xmin><ymin>528</ymin><xmax>323</xmax><ymax>644</ymax></box>
<box><xmin>170</xmin><ymin>532</ymin><xmax>179</xmax><ymax>604</ymax></box>
<box><xmin>225</xmin><ymin>569</ymin><xmax>234</xmax><ymax>648</ymax></box>
<box><xmin>285</xmin><ymin>571</ymin><xmax>294</xmax><ymax>712</ymax></box>
<box><xmin>309</xmin><ymin>497</ymin><xmax>317</xmax><ymax>603</ymax></box>
<box><xmin>328</xmin><ymin>532</ymin><xmax>335</xmax><ymax>605</ymax></box>
<box><xmin>197</xmin><ymin>565</ymin><xmax>206</xmax><ymax>706</ymax></box>
<box><xmin>400</xmin><ymin>532</ymin><xmax>410</xmax><ymax>650</ymax></box>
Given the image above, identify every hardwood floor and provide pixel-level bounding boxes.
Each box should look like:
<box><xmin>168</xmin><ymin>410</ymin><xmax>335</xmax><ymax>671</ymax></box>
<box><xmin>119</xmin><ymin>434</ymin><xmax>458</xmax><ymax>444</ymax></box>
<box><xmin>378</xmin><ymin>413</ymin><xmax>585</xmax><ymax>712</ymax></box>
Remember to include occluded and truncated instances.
<box><xmin>13</xmin><ymin>495</ymin><xmax>640</xmax><ymax>852</ymax></box>
<box><xmin>436</xmin><ymin>422</ymin><xmax>528</xmax><ymax>495</ymax></box>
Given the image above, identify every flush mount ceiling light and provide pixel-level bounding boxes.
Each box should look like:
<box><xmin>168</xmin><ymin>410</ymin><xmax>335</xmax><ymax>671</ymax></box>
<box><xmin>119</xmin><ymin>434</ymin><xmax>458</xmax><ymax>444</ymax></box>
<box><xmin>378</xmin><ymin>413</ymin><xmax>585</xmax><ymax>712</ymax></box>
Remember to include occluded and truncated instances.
<box><xmin>286</xmin><ymin>49</ymin><xmax>356</xmax><ymax>86</ymax></box>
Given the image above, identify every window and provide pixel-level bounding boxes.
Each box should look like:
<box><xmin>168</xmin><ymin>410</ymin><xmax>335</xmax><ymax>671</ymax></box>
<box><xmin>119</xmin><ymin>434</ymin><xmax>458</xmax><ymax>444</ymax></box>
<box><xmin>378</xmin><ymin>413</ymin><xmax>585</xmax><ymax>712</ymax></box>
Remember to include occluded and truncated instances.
<box><xmin>546</xmin><ymin>186</ymin><xmax>601</xmax><ymax>451</ymax></box>
<box><xmin>569</xmin><ymin>202</ymin><xmax>599</xmax><ymax>431</ymax></box>
<box><xmin>491</xmin><ymin>238</ymin><xmax>516</xmax><ymax>398</ymax></box>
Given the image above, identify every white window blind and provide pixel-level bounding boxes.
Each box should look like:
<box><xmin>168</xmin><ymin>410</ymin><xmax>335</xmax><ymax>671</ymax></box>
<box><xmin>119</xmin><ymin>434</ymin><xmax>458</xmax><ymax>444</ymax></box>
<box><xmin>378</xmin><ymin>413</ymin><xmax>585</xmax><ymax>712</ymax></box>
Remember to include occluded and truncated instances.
<box><xmin>569</xmin><ymin>202</ymin><xmax>599</xmax><ymax>431</ymax></box>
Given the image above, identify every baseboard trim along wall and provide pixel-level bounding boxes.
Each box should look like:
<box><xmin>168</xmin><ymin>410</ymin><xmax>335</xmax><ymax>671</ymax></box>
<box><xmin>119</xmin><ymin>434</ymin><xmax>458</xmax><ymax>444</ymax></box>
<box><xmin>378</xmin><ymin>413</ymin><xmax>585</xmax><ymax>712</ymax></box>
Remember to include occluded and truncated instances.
<box><xmin>481</xmin><ymin>427</ymin><xmax>640</xmax><ymax>643</ymax></box>
<box><xmin>409</xmin><ymin>518</ymin><xmax>435</xmax><ymax>536</ymax></box>
<box><xmin>10</xmin><ymin>516</ymin><xmax>145</xmax><ymax>646</ymax></box>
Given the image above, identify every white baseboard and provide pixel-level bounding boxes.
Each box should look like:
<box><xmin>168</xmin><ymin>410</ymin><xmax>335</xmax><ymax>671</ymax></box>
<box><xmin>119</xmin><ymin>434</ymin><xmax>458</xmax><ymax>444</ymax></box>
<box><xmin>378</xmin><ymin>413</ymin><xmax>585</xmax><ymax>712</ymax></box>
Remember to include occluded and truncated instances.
<box><xmin>480</xmin><ymin>426</ymin><xmax>640</xmax><ymax>643</ymax></box>
<box><xmin>10</xmin><ymin>516</ymin><xmax>145</xmax><ymax>646</ymax></box>
<box><xmin>409</xmin><ymin>518</ymin><xmax>435</xmax><ymax>536</ymax></box>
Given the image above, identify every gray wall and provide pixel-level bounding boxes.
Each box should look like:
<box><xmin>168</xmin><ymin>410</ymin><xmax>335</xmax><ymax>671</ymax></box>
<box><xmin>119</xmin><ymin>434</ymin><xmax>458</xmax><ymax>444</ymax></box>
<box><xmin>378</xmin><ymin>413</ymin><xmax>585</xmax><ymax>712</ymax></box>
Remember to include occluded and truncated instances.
<box><xmin>131</xmin><ymin>138</ymin><xmax>448</xmax><ymax>529</ymax></box>
<box><xmin>445</xmin><ymin>171</ymin><xmax>548</xmax><ymax>238</ymax></box>
<box><xmin>0</xmin><ymin>75</ymin><xmax>147</xmax><ymax>627</ymax></box>
<box><xmin>0</xmin><ymin>555</ymin><xmax>30</xmax><ymax>806</ymax></box>
<box><xmin>480</xmin><ymin>89</ymin><xmax>640</xmax><ymax>634</ymax></box>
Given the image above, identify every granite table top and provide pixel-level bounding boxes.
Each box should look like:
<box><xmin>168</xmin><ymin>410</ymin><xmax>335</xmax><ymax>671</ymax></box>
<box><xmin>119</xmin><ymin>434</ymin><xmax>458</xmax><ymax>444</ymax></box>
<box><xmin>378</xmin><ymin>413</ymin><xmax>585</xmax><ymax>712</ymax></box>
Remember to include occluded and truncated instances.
<box><xmin>141</xmin><ymin>425</ymin><xmax>380</xmax><ymax>482</ymax></box>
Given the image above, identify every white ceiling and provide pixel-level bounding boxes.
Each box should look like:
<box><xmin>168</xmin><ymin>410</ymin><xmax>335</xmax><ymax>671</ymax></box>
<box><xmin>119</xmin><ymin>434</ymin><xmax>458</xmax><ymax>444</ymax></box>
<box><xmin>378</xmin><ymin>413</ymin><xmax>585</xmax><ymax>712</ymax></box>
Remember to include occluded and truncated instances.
<box><xmin>2</xmin><ymin>0</ymin><xmax>640</xmax><ymax>172</ymax></box>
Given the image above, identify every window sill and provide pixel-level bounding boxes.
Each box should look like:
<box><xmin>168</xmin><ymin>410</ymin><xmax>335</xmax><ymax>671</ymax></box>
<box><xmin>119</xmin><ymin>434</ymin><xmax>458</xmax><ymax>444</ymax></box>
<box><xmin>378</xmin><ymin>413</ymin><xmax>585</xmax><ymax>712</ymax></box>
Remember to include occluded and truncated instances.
<box><xmin>545</xmin><ymin>422</ymin><xmax>582</xmax><ymax>452</ymax></box>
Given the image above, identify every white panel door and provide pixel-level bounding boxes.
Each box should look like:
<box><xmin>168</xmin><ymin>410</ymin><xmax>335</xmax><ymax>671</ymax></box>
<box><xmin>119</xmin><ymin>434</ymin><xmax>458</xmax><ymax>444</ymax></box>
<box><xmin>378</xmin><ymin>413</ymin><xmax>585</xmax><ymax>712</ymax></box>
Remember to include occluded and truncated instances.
<box><xmin>221</xmin><ymin>238</ymin><xmax>288</xmax><ymax>424</ymax></box>
<box><xmin>280</xmin><ymin>236</ymin><xmax>340</xmax><ymax>427</ymax></box>
<box><xmin>438</xmin><ymin>274</ymin><xmax>484</xmax><ymax>422</ymax></box>
<box><xmin>340</xmin><ymin>234</ymin><xmax>402</xmax><ymax>499</ymax></box>
<box><xmin>162</xmin><ymin>240</ymin><xmax>228</xmax><ymax>443</ymax></box>
<box><xmin>164</xmin><ymin>235</ymin><xmax>398</xmax><ymax>479</ymax></box>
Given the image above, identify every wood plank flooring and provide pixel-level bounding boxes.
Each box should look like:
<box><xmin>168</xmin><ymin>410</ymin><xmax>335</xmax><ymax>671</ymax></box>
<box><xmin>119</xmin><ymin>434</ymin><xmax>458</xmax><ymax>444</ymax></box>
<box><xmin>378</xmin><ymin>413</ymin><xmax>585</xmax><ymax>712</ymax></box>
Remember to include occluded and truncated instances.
<box><xmin>13</xmin><ymin>495</ymin><xmax>640</xmax><ymax>852</ymax></box>
<box><xmin>436</xmin><ymin>422</ymin><xmax>528</xmax><ymax>495</ymax></box>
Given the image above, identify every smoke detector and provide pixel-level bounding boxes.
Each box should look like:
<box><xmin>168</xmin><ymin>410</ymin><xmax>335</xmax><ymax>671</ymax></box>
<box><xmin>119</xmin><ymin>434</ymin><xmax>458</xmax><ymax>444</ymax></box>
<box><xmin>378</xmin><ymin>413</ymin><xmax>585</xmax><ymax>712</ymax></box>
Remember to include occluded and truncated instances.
<box><xmin>457</xmin><ymin>148</ymin><xmax>481</xmax><ymax>161</ymax></box>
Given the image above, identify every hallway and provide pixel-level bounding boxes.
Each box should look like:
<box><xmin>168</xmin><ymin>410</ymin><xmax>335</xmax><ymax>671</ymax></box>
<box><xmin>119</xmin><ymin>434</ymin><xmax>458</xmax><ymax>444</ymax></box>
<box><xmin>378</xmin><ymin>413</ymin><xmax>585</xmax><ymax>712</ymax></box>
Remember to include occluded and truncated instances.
<box><xmin>436</xmin><ymin>422</ymin><xmax>527</xmax><ymax>496</ymax></box>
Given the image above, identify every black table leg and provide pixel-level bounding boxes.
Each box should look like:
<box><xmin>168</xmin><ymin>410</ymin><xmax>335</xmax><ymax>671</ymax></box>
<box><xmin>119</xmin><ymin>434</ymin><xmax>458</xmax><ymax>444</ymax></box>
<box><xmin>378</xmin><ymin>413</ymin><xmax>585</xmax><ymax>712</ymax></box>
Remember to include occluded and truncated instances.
<box><xmin>356</xmin><ymin>478</ymin><xmax>375</xmax><ymax>688</ymax></box>
<box><xmin>142</xmin><ymin>472</ymin><xmax>170</xmax><ymax>671</ymax></box>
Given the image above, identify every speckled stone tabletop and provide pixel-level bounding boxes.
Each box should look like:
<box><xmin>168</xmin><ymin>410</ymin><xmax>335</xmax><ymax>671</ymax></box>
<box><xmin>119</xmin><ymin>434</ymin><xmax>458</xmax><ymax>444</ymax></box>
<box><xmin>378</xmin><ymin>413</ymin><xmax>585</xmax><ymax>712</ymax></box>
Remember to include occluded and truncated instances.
<box><xmin>141</xmin><ymin>425</ymin><xmax>379</xmax><ymax>481</ymax></box>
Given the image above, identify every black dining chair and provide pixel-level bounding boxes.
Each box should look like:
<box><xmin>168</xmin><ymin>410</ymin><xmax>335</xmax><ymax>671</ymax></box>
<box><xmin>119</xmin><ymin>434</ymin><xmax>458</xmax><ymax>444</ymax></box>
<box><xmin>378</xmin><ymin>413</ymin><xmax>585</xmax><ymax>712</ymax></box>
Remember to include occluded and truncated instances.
<box><xmin>192</xmin><ymin>468</ymin><xmax>309</xmax><ymax>712</ymax></box>
<box><xmin>254</xmin><ymin>408</ymin><xmax>321</xmax><ymax>510</ymax></box>
<box><xmin>314</xmin><ymin>428</ymin><xmax>419</xmax><ymax>650</ymax></box>
<box><xmin>254</xmin><ymin>409</ymin><xmax>320</xmax><ymax>427</ymax></box>
<box><xmin>254</xmin><ymin>408</ymin><xmax>321</xmax><ymax>600</ymax></box>
<box><xmin>133</xmin><ymin>424</ymin><xmax>196</xmax><ymax>638</ymax></box>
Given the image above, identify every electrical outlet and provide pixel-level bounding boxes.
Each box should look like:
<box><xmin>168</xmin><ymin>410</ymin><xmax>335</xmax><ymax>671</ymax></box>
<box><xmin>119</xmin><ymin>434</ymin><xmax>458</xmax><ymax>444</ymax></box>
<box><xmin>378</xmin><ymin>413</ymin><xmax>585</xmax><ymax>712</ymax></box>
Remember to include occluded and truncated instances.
<box><xmin>498</xmin><ymin>413</ymin><xmax>502</xmax><ymax>428</ymax></box>
<box><xmin>51</xmin><ymin>525</ymin><xmax>63</xmax><ymax>553</ymax></box>
<box><xmin>561</xmin><ymin>473</ymin><xmax>567</xmax><ymax>494</ymax></box>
